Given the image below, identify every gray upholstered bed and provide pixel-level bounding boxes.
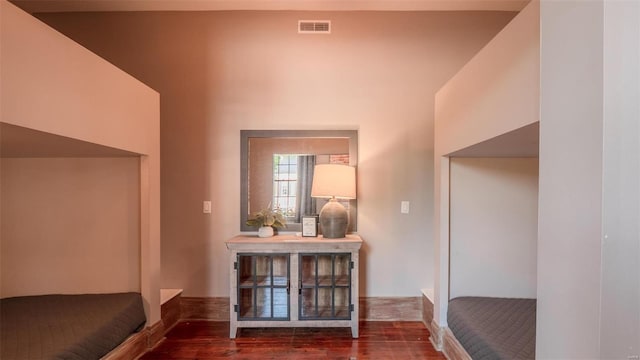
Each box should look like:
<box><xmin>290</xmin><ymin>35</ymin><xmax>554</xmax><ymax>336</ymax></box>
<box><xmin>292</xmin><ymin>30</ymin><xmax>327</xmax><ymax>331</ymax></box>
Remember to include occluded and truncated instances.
<box><xmin>447</xmin><ymin>296</ymin><xmax>536</xmax><ymax>360</ymax></box>
<box><xmin>0</xmin><ymin>292</ymin><xmax>146</xmax><ymax>360</ymax></box>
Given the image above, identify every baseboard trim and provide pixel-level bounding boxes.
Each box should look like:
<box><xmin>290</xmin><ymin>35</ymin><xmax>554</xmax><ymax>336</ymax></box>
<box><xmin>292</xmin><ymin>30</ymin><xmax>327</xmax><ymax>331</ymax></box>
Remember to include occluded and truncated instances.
<box><xmin>359</xmin><ymin>297</ymin><xmax>421</xmax><ymax>321</ymax></box>
<box><xmin>146</xmin><ymin>320</ymin><xmax>165</xmax><ymax>349</ymax></box>
<box><xmin>178</xmin><ymin>296</ymin><xmax>422</xmax><ymax>321</ymax></box>
<box><xmin>102</xmin><ymin>330</ymin><xmax>148</xmax><ymax>360</ymax></box>
<box><xmin>102</xmin><ymin>319</ymin><xmax>164</xmax><ymax>360</ymax></box>
<box><xmin>421</xmin><ymin>292</ymin><xmax>434</xmax><ymax>328</ymax></box>
<box><xmin>161</xmin><ymin>291</ymin><xmax>182</xmax><ymax>332</ymax></box>
<box><xmin>443</xmin><ymin>327</ymin><xmax>472</xmax><ymax>360</ymax></box>
<box><xmin>429</xmin><ymin>319</ymin><xmax>444</xmax><ymax>351</ymax></box>
<box><xmin>181</xmin><ymin>297</ymin><xmax>230</xmax><ymax>321</ymax></box>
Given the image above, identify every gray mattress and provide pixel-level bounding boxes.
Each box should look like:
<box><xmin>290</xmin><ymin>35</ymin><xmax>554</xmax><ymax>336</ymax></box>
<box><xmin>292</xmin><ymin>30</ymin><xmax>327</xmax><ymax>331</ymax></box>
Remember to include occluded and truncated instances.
<box><xmin>1</xmin><ymin>292</ymin><xmax>146</xmax><ymax>360</ymax></box>
<box><xmin>448</xmin><ymin>297</ymin><xmax>536</xmax><ymax>360</ymax></box>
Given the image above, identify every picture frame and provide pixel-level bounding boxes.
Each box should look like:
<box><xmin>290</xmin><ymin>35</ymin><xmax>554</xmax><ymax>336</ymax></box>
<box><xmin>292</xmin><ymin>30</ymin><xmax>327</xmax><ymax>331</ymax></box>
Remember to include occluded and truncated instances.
<box><xmin>301</xmin><ymin>216</ymin><xmax>318</xmax><ymax>237</ymax></box>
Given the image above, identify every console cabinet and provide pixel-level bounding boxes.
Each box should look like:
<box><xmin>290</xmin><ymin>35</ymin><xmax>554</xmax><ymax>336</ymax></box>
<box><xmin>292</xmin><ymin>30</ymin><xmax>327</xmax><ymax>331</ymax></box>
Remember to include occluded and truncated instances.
<box><xmin>225</xmin><ymin>234</ymin><xmax>362</xmax><ymax>338</ymax></box>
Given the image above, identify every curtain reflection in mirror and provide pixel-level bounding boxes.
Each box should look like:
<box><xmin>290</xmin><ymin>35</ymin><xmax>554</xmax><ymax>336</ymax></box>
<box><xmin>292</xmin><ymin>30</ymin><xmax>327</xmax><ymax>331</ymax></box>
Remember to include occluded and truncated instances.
<box><xmin>272</xmin><ymin>154</ymin><xmax>317</xmax><ymax>222</ymax></box>
<box><xmin>295</xmin><ymin>155</ymin><xmax>316</xmax><ymax>222</ymax></box>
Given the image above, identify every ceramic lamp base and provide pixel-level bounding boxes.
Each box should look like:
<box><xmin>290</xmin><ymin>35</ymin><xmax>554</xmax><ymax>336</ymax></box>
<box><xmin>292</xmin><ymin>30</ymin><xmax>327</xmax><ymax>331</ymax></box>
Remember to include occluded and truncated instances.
<box><xmin>319</xmin><ymin>198</ymin><xmax>348</xmax><ymax>238</ymax></box>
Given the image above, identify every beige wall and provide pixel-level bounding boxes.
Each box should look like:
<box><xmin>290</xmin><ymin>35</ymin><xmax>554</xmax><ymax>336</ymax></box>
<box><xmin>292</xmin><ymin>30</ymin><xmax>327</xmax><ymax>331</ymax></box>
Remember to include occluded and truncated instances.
<box><xmin>37</xmin><ymin>10</ymin><xmax>515</xmax><ymax>297</ymax></box>
<box><xmin>0</xmin><ymin>158</ymin><xmax>140</xmax><ymax>298</ymax></box>
<box><xmin>1</xmin><ymin>1</ymin><xmax>161</xmax><ymax>323</ymax></box>
<box><xmin>449</xmin><ymin>157</ymin><xmax>538</xmax><ymax>299</ymax></box>
<box><xmin>433</xmin><ymin>0</ymin><xmax>539</xmax><ymax>325</ymax></box>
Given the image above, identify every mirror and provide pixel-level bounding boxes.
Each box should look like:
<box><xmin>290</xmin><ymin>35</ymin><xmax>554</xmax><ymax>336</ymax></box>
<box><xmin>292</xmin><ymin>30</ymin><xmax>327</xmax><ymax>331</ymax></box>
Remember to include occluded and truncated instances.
<box><xmin>241</xmin><ymin>130</ymin><xmax>358</xmax><ymax>232</ymax></box>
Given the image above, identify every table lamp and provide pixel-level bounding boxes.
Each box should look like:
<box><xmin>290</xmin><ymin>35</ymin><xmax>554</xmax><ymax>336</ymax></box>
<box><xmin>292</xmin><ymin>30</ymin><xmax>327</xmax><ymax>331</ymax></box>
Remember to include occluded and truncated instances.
<box><xmin>311</xmin><ymin>164</ymin><xmax>356</xmax><ymax>238</ymax></box>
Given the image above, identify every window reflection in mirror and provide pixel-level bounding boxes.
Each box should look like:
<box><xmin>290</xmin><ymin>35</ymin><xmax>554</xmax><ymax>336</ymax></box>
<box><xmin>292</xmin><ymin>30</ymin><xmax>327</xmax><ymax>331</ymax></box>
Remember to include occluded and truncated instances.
<box><xmin>241</xmin><ymin>130</ymin><xmax>357</xmax><ymax>232</ymax></box>
<box><xmin>272</xmin><ymin>153</ymin><xmax>350</xmax><ymax>222</ymax></box>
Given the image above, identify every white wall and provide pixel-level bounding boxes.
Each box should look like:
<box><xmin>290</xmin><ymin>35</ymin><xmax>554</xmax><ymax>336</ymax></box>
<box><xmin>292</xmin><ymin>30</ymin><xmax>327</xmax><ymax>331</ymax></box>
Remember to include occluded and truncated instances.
<box><xmin>449</xmin><ymin>158</ymin><xmax>538</xmax><ymax>299</ymax></box>
<box><xmin>0</xmin><ymin>0</ymin><xmax>161</xmax><ymax>323</ymax></box>
<box><xmin>1</xmin><ymin>158</ymin><xmax>140</xmax><ymax>298</ymax></box>
<box><xmin>36</xmin><ymin>10</ymin><xmax>516</xmax><ymax>298</ymax></box>
<box><xmin>433</xmin><ymin>0</ymin><xmax>539</xmax><ymax>326</ymax></box>
<box><xmin>434</xmin><ymin>0</ymin><xmax>638</xmax><ymax>357</ymax></box>
<box><xmin>539</xmin><ymin>1</ymin><xmax>640</xmax><ymax>357</ymax></box>
<box><xmin>538</xmin><ymin>0</ymin><xmax>604</xmax><ymax>357</ymax></box>
<box><xmin>600</xmin><ymin>0</ymin><xmax>640</xmax><ymax>358</ymax></box>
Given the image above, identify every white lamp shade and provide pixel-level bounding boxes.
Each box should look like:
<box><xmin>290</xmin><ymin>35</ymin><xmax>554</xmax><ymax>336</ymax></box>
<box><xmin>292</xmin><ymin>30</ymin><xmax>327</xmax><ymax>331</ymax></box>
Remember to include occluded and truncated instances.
<box><xmin>311</xmin><ymin>164</ymin><xmax>356</xmax><ymax>199</ymax></box>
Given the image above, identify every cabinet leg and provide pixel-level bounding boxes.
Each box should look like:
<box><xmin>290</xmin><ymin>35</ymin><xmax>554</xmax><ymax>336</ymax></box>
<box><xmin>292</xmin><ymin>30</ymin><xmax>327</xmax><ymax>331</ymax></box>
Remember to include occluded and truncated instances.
<box><xmin>351</xmin><ymin>323</ymin><xmax>359</xmax><ymax>338</ymax></box>
<box><xmin>230</xmin><ymin>324</ymin><xmax>238</xmax><ymax>339</ymax></box>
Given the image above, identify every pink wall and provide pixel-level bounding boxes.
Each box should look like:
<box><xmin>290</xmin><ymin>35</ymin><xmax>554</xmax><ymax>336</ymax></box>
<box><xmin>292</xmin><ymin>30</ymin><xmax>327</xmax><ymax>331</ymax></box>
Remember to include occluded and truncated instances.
<box><xmin>435</xmin><ymin>3</ymin><xmax>539</xmax><ymax>156</ymax></box>
<box><xmin>0</xmin><ymin>1</ymin><xmax>157</xmax><ymax>155</ymax></box>
<box><xmin>433</xmin><ymin>0</ymin><xmax>539</xmax><ymax>327</ymax></box>
<box><xmin>0</xmin><ymin>1</ymin><xmax>161</xmax><ymax>323</ymax></box>
<box><xmin>36</xmin><ymin>9</ymin><xmax>515</xmax><ymax>298</ymax></box>
<box><xmin>1</xmin><ymin>158</ymin><xmax>140</xmax><ymax>297</ymax></box>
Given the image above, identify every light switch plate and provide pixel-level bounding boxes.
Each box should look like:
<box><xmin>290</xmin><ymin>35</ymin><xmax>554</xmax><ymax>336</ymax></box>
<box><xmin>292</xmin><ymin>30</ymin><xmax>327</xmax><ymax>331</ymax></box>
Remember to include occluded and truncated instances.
<box><xmin>401</xmin><ymin>201</ymin><xmax>410</xmax><ymax>214</ymax></box>
<box><xmin>203</xmin><ymin>201</ymin><xmax>212</xmax><ymax>214</ymax></box>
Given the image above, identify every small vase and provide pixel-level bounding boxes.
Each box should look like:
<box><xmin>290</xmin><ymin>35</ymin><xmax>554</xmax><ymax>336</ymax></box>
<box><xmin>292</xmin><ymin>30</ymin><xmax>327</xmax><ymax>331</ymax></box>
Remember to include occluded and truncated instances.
<box><xmin>258</xmin><ymin>226</ymin><xmax>274</xmax><ymax>238</ymax></box>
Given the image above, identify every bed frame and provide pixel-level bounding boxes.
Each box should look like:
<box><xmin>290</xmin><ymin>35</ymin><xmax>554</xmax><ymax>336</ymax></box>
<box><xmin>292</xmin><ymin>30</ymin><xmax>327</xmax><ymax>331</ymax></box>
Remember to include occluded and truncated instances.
<box><xmin>442</xmin><ymin>327</ymin><xmax>472</xmax><ymax>360</ymax></box>
<box><xmin>103</xmin><ymin>289</ymin><xmax>181</xmax><ymax>360</ymax></box>
<box><xmin>102</xmin><ymin>321</ymin><xmax>164</xmax><ymax>360</ymax></box>
<box><xmin>423</xmin><ymin>292</ymin><xmax>535</xmax><ymax>360</ymax></box>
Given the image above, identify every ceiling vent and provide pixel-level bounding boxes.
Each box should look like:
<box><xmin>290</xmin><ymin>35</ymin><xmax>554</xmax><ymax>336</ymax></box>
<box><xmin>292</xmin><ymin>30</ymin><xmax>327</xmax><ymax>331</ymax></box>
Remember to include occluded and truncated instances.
<box><xmin>298</xmin><ymin>20</ymin><xmax>331</xmax><ymax>34</ymax></box>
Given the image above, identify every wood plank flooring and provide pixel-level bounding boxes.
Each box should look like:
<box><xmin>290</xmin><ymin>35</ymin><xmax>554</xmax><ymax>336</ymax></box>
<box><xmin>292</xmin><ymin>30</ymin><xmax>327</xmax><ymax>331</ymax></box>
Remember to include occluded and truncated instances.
<box><xmin>141</xmin><ymin>321</ymin><xmax>446</xmax><ymax>359</ymax></box>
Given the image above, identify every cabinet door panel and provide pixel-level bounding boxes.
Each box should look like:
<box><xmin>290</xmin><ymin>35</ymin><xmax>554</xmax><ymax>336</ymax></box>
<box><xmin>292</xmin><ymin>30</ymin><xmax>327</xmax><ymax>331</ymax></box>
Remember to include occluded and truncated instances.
<box><xmin>298</xmin><ymin>253</ymin><xmax>352</xmax><ymax>320</ymax></box>
<box><xmin>237</xmin><ymin>253</ymin><xmax>289</xmax><ymax>320</ymax></box>
<box><xmin>273</xmin><ymin>288</ymin><xmax>289</xmax><ymax>318</ymax></box>
<box><xmin>334</xmin><ymin>287</ymin><xmax>350</xmax><ymax>318</ymax></box>
<box><xmin>300</xmin><ymin>288</ymin><xmax>316</xmax><ymax>318</ymax></box>
<box><xmin>317</xmin><ymin>287</ymin><xmax>333</xmax><ymax>318</ymax></box>
<box><xmin>335</xmin><ymin>254</ymin><xmax>350</xmax><ymax>285</ymax></box>
<box><xmin>255</xmin><ymin>288</ymin><xmax>271</xmax><ymax>318</ymax></box>
<box><xmin>272</xmin><ymin>255</ymin><xmax>288</xmax><ymax>286</ymax></box>
<box><xmin>239</xmin><ymin>288</ymin><xmax>254</xmax><ymax>318</ymax></box>
<box><xmin>317</xmin><ymin>255</ymin><xmax>333</xmax><ymax>277</ymax></box>
<box><xmin>239</xmin><ymin>256</ymin><xmax>254</xmax><ymax>286</ymax></box>
<box><xmin>255</xmin><ymin>255</ymin><xmax>272</xmax><ymax>285</ymax></box>
<box><xmin>300</xmin><ymin>255</ymin><xmax>316</xmax><ymax>286</ymax></box>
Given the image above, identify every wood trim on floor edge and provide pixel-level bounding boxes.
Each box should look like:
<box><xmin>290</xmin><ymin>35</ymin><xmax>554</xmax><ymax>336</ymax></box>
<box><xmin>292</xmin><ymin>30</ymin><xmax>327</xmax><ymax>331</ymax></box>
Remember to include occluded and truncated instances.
<box><xmin>180</xmin><ymin>296</ymin><xmax>422</xmax><ymax>321</ymax></box>
<box><xmin>147</xmin><ymin>320</ymin><xmax>165</xmax><ymax>349</ymax></box>
<box><xmin>442</xmin><ymin>327</ymin><xmax>472</xmax><ymax>360</ymax></box>
<box><xmin>101</xmin><ymin>319</ymin><xmax>165</xmax><ymax>360</ymax></box>
<box><xmin>428</xmin><ymin>319</ymin><xmax>444</xmax><ymax>351</ymax></box>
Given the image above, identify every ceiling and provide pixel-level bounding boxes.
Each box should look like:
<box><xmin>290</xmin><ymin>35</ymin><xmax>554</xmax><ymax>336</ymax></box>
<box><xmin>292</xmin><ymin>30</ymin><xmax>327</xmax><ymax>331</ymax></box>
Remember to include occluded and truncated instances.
<box><xmin>11</xmin><ymin>0</ymin><xmax>529</xmax><ymax>13</ymax></box>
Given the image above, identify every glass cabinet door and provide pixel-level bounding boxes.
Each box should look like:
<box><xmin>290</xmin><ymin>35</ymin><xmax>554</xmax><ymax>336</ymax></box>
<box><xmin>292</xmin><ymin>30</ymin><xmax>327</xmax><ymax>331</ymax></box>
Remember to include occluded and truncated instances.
<box><xmin>237</xmin><ymin>253</ymin><xmax>289</xmax><ymax>320</ymax></box>
<box><xmin>299</xmin><ymin>253</ymin><xmax>352</xmax><ymax>320</ymax></box>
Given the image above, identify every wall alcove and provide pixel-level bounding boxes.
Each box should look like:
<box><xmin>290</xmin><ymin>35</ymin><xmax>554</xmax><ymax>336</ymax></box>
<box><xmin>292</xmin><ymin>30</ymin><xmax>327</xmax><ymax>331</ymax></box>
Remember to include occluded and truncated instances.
<box><xmin>1</xmin><ymin>123</ymin><xmax>143</xmax><ymax>299</ymax></box>
<box><xmin>1</xmin><ymin>0</ymin><xmax>160</xmax><ymax>324</ymax></box>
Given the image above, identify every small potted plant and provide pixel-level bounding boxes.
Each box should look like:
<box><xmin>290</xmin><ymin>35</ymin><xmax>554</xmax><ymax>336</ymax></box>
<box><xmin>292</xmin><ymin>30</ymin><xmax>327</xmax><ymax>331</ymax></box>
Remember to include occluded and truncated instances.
<box><xmin>246</xmin><ymin>205</ymin><xmax>287</xmax><ymax>238</ymax></box>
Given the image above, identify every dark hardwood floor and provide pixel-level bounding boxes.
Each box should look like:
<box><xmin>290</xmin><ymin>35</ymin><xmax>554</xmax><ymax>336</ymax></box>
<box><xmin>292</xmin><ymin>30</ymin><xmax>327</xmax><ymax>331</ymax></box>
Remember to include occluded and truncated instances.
<box><xmin>141</xmin><ymin>321</ymin><xmax>446</xmax><ymax>359</ymax></box>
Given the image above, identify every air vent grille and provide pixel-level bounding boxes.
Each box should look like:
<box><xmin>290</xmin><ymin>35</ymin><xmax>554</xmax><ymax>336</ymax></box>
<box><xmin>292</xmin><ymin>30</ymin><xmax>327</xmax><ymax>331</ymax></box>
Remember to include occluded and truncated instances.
<box><xmin>298</xmin><ymin>20</ymin><xmax>331</xmax><ymax>34</ymax></box>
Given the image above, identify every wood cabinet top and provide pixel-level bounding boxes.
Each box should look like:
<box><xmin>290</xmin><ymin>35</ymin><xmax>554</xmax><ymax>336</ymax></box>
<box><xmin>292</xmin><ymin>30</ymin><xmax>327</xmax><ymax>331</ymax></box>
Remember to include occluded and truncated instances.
<box><xmin>226</xmin><ymin>234</ymin><xmax>362</xmax><ymax>251</ymax></box>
